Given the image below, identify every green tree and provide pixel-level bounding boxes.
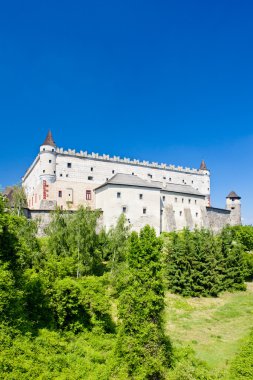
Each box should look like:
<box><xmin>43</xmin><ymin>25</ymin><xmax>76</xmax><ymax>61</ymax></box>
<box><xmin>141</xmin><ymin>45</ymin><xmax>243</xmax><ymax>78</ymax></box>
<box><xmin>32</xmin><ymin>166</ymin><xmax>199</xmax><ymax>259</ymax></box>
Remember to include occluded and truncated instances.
<box><xmin>116</xmin><ymin>226</ymin><xmax>171</xmax><ymax>379</ymax></box>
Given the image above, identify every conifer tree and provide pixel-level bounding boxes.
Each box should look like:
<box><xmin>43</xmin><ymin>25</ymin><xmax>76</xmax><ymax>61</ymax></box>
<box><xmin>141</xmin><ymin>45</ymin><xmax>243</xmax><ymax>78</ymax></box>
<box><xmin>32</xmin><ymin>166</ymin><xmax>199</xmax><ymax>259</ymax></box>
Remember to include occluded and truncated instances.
<box><xmin>116</xmin><ymin>226</ymin><xmax>171</xmax><ymax>379</ymax></box>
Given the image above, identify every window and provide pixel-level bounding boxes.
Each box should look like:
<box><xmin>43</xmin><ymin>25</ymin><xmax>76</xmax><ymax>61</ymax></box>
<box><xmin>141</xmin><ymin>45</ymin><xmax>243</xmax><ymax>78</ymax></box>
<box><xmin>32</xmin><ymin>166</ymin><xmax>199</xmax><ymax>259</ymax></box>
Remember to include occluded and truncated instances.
<box><xmin>169</xmin><ymin>178</ymin><xmax>172</xmax><ymax>181</ymax></box>
<box><xmin>86</xmin><ymin>190</ymin><xmax>92</xmax><ymax>200</ymax></box>
<box><xmin>43</xmin><ymin>148</ymin><xmax>45</xmax><ymax>151</ymax></box>
<box><xmin>196</xmin><ymin>212</ymin><xmax>198</xmax><ymax>217</ymax></box>
<box><xmin>106</xmin><ymin>178</ymin><xmax>108</xmax><ymax>181</ymax></box>
<box><xmin>231</xmin><ymin>206</ymin><xmax>235</xmax><ymax>210</ymax></box>
<box><xmin>143</xmin><ymin>208</ymin><xmax>147</xmax><ymax>214</ymax></box>
<box><xmin>122</xmin><ymin>206</ymin><xmax>127</xmax><ymax>213</ymax></box>
<box><xmin>195</xmin><ymin>200</ymin><xmax>197</xmax><ymax>205</ymax></box>
<box><xmin>162</xmin><ymin>196</ymin><xmax>165</xmax><ymax>201</ymax></box>
<box><xmin>112</xmin><ymin>170</ymin><xmax>115</xmax><ymax>174</ymax></box>
<box><xmin>67</xmin><ymin>163</ymin><xmax>72</xmax><ymax>168</ymax></box>
<box><xmin>88</xmin><ymin>176</ymin><xmax>93</xmax><ymax>180</ymax></box>
<box><xmin>192</xmin><ymin>180</ymin><xmax>194</xmax><ymax>184</ymax></box>
<box><xmin>60</xmin><ymin>173</ymin><xmax>63</xmax><ymax>177</ymax></box>
<box><xmin>91</xmin><ymin>167</ymin><xmax>93</xmax><ymax>171</ymax></box>
<box><xmin>179</xmin><ymin>211</ymin><xmax>182</xmax><ymax>216</ymax></box>
<box><xmin>117</xmin><ymin>192</ymin><xmax>121</xmax><ymax>198</ymax></box>
<box><xmin>188</xmin><ymin>199</ymin><xmax>191</xmax><ymax>204</ymax></box>
<box><xmin>54</xmin><ymin>171</ymin><xmax>56</xmax><ymax>174</ymax></box>
<box><xmin>132</xmin><ymin>172</ymin><xmax>134</xmax><ymax>175</ymax></box>
<box><xmin>52</xmin><ymin>148</ymin><xmax>55</xmax><ymax>152</ymax></box>
<box><xmin>139</xmin><ymin>194</ymin><xmax>143</xmax><ymax>200</ymax></box>
<box><xmin>175</xmin><ymin>197</ymin><xmax>177</xmax><ymax>202</ymax></box>
<box><xmin>182</xmin><ymin>198</ymin><xmax>184</xmax><ymax>203</ymax></box>
<box><xmin>148</xmin><ymin>174</ymin><xmax>152</xmax><ymax>178</ymax></box>
<box><xmin>163</xmin><ymin>176</ymin><xmax>166</xmax><ymax>180</ymax></box>
<box><xmin>49</xmin><ymin>160</ymin><xmax>52</xmax><ymax>163</ymax></box>
<box><xmin>66</xmin><ymin>174</ymin><xmax>69</xmax><ymax>177</ymax></box>
<box><xmin>43</xmin><ymin>170</ymin><xmax>45</xmax><ymax>173</ymax></box>
<box><xmin>58</xmin><ymin>191</ymin><xmax>62</xmax><ymax>198</ymax></box>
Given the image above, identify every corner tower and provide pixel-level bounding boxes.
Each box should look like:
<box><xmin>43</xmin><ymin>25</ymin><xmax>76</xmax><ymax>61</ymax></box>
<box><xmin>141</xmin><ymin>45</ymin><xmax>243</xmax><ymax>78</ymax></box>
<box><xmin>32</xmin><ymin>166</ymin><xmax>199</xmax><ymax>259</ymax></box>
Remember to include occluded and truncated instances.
<box><xmin>199</xmin><ymin>160</ymin><xmax>211</xmax><ymax>206</ymax></box>
<box><xmin>39</xmin><ymin>131</ymin><xmax>57</xmax><ymax>183</ymax></box>
<box><xmin>226</xmin><ymin>191</ymin><xmax>241</xmax><ymax>225</ymax></box>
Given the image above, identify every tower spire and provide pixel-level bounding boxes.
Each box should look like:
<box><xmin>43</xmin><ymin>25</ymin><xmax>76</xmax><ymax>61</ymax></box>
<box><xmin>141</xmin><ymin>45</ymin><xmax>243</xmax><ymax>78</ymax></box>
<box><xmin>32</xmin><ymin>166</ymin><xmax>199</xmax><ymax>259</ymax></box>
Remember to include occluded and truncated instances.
<box><xmin>199</xmin><ymin>159</ymin><xmax>207</xmax><ymax>171</ymax></box>
<box><xmin>41</xmin><ymin>130</ymin><xmax>55</xmax><ymax>147</ymax></box>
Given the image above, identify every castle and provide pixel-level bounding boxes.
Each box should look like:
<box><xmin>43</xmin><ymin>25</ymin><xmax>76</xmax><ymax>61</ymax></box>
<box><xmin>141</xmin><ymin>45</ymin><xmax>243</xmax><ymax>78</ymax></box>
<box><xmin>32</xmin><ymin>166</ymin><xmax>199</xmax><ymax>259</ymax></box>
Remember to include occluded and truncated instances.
<box><xmin>22</xmin><ymin>131</ymin><xmax>241</xmax><ymax>234</ymax></box>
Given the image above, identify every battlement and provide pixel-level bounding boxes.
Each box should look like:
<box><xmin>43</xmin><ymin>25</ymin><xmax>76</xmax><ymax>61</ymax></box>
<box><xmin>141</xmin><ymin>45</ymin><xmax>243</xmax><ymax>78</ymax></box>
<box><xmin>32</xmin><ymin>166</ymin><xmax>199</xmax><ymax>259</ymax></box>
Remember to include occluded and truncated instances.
<box><xmin>56</xmin><ymin>147</ymin><xmax>205</xmax><ymax>175</ymax></box>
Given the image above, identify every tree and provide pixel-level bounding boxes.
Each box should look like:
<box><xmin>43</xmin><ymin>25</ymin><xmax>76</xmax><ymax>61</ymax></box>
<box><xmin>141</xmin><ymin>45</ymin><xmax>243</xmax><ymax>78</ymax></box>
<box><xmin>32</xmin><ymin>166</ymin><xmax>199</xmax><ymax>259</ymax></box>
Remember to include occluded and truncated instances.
<box><xmin>116</xmin><ymin>226</ymin><xmax>171</xmax><ymax>379</ymax></box>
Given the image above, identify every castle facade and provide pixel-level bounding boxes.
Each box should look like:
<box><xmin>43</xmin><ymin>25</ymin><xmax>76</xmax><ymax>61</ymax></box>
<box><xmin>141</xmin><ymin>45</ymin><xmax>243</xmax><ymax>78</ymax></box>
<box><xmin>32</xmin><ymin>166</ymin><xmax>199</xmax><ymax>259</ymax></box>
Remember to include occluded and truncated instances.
<box><xmin>22</xmin><ymin>131</ymin><xmax>241</xmax><ymax>234</ymax></box>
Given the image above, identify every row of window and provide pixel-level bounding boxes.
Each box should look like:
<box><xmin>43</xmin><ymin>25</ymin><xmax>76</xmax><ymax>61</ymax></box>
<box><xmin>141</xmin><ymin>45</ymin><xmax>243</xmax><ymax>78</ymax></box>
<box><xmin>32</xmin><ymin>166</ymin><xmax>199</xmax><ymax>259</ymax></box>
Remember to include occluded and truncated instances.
<box><xmin>122</xmin><ymin>206</ymin><xmax>147</xmax><ymax>214</ymax></box>
<box><xmin>58</xmin><ymin>190</ymin><xmax>92</xmax><ymax>200</ymax></box>
<box><xmin>117</xmin><ymin>192</ymin><xmax>198</xmax><ymax>204</ymax></box>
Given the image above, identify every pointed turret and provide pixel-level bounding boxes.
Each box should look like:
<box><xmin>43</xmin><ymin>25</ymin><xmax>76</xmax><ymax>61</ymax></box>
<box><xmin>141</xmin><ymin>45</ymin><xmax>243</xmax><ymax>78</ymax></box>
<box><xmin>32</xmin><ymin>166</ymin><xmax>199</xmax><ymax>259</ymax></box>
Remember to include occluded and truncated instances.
<box><xmin>226</xmin><ymin>191</ymin><xmax>241</xmax><ymax>199</ymax></box>
<box><xmin>41</xmin><ymin>130</ymin><xmax>55</xmax><ymax>147</ymax></box>
<box><xmin>199</xmin><ymin>160</ymin><xmax>208</xmax><ymax>171</ymax></box>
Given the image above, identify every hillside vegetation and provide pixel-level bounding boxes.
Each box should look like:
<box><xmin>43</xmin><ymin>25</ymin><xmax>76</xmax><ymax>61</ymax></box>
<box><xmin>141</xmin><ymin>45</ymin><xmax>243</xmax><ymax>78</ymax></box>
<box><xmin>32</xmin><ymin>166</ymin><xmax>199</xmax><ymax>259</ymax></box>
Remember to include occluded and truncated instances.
<box><xmin>0</xmin><ymin>193</ymin><xmax>253</xmax><ymax>379</ymax></box>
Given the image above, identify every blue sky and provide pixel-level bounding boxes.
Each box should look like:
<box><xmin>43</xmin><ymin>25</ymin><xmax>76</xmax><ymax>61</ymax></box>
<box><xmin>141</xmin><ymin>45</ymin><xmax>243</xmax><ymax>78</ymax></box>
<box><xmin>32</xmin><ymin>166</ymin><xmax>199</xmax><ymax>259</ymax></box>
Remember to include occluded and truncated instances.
<box><xmin>0</xmin><ymin>0</ymin><xmax>252</xmax><ymax>224</ymax></box>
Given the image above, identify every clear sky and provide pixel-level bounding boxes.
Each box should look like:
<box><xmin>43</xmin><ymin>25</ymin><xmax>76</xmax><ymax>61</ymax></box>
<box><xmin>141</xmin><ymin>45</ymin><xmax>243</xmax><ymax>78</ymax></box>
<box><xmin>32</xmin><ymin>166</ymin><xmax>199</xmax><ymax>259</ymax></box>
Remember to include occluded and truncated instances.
<box><xmin>0</xmin><ymin>0</ymin><xmax>252</xmax><ymax>224</ymax></box>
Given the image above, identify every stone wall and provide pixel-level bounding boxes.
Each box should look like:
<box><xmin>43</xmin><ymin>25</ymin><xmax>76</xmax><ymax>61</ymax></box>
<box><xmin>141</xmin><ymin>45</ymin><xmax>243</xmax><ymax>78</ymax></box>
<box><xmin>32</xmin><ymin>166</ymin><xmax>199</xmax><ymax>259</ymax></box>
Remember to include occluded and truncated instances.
<box><xmin>206</xmin><ymin>207</ymin><xmax>231</xmax><ymax>233</ymax></box>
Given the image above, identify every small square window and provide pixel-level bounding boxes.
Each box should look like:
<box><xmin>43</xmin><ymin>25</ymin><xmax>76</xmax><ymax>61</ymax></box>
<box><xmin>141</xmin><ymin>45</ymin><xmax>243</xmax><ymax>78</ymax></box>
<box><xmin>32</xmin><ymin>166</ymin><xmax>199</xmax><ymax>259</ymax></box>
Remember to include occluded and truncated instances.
<box><xmin>54</xmin><ymin>171</ymin><xmax>56</xmax><ymax>174</ymax></box>
<box><xmin>132</xmin><ymin>172</ymin><xmax>134</xmax><ymax>175</ymax></box>
<box><xmin>182</xmin><ymin>198</ymin><xmax>184</xmax><ymax>203</ymax></box>
<box><xmin>112</xmin><ymin>170</ymin><xmax>115</xmax><ymax>174</ymax></box>
<box><xmin>163</xmin><ymin>176</ymin><xmax>166</xmax><ymax>180</ymax></box>
<box><xmin>91</xmin><ymin>167</ymin><xmax>93</xmax><ymax>171</ymax></box>
<box><xmin>148</xmin><ymin>174</ymin><xmax>152</xmax><ymax>178</ymax></box>
<box><xmin>43</xmin><ymin>170</ymin><xmax>45</xmax><ymax>173</ymax></box>
<box><xmin>188</xmin><ymin>199</ymin><xmax>191</xmax><ymax>204</ymax></box>
<box><xmin>179</xmin><ymin>211</ymin><xmax>182</xmax><ymax>216</ymax></box>
<box><xmin>143</xmin><ymin>208</ymin><xmax>147</xmax><ymax>214</ymax></box>
<box><xmin>49</xmin><ymin>160</ymin><xmax>52</xmax><ymax>163</ymax></box>
<box><xmin>195</xmin><ymin>200</ymin><xmax>197</xmax><ymax>205</ymax></box>
<box><xmin>162</xmin><ymin>196</ymin><xmax>165</xmax><ymax>201</ymax></box>
<box><xmin>196</xmin><ymin>212</ymin><xmax>198</xmax><ymax>217</ymax></box>
<box><xmin>88</xmin><ymin>176</ymin><xmax>93</xmax><ymax>180</ymax></box>
<box><xmin>67</xmin><ymin>163</ymin><xmax>72</xmax><ymax>168</ymax></box>
<box><xmin>60</xmin><ymin>173</ymin><xmax>63</xmax><ymax>177</ymax></box>
<box><xmin>52</xmin><ymin>148</ymin><xmax>55</xmax><ymax>152</ymax></box>
<box><xmin>58</xmin><ymin>191</ymin><xmax>62</xmax><ymax>197</ymax></box>
<box><xmin>139</xmin><ymin>194</ymin><xmax>143</xmax><ymax>200</ymax></box>
<box><xmin>122</xmin><ymin>206</ymin><xmax>127</xmax><ymax>213</ymax></box>
<box><xmin>117</xmin><ymin>192</ymin><xmax>121</xmax><ymax>198</ymax></box>
<box><xmin>66</xmin><ymin>174</ymin><xmax>69</xmax><ymax>177</ymax></box>
<box><xmin>43</xmin><ymin>148</ymin><xmax>45</xmax><ymax>151</ymax></box>
<box><xmin>169</xmin><ymin>178</ymin><xmax>172</xmax><ymax>181</ymax></box>
<box><xmin>192</xmin><ymin>180</ymin><xmax>194</xmax><ymax>184</ymax></box>
<box><xmin>175</xmin><ymin>197</ymin><xmax>177</xmax><ymax>202</ymax></box>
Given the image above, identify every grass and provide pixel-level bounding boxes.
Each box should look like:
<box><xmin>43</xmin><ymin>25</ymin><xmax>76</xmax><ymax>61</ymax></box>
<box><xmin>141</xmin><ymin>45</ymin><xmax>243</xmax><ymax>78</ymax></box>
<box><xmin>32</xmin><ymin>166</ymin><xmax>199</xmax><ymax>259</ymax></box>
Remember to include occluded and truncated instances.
<box><xmin>164</xmin><ymin>282</ymin><xmax>253</xmax><ymax>373</ymax></box>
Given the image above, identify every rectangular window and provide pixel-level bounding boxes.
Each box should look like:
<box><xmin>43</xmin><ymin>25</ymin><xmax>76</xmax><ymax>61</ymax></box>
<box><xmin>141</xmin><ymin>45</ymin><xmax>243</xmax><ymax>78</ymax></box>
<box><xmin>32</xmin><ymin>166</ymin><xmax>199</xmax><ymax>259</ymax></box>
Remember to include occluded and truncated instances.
<box><xmin>91</xmin><ymin>167</ymin><xmax>93</xmax><ymax>171</ymax></box>
<box><xmin>122</xmin><ymin>206</ymin><xmax>127</xmax><ymax>213</ymax></box>
<box><xmin>169</xmin><ymin>178</ymin><xmax>172</xmax><ymax>181</ymax></box>
<box><xmin>58</xmin><ymin>191</ymin><xmax>62</xmax><ymax>197</ymax></box>
<box><xmin>139</xmin><ymin>194</ymin><xmax>143</xmax><ymax>200</ymax></box>
<box><xmin>117</xmin><ymin>192</ymin><xmax>121</xmax><ymax>198</ymax></box>
<box><xmin>196</xmin><ymin>212</ymin><xmax>198</xmax><ymax>217</ymax></box>
<box><xmin>60</xmin><ymin>173</ymin><xmax>63</xmax><ymax>177</ymax></box>
<box><xmin>148</xmin><ymin>174</ymin><xmax>152</xmax><ymax>178</ymax></box>
<box><xmin>162</xmin><ymin>196</ymin><xmax>165</xmax><ymax>201</ymax></box>
<box><xmin>88</xmin><ymin>176</ymin><xmax>93</xmax><ymax>180</ymax></box>
<box><xmin>49</xmin><ymin>160</ymin><xmax>52</xmax><ymax>163</ymax></box>
<box><xmin>179</xmin><ymin>211</ymin><xmax>182</xmax><ymax>216</ymax></box>
<box><xmin>188</xmin><ymin>199</ymin><xmax>191</xmax><ymax>204</ymax></box>
<box><xmin>112</xmin><ymin>170</ymin><xmax>115</xmax><ymax>174</ymax></box>
<box><xmin>67</xmin><ymin>163</ymin><xmax>72</xmax><ymax>168</ymax></box>
<box><xmin>86</xmin><ymin>190</ymin><xmax>92</xmax><ymax>200</ymax></box>
<box><xmin>182</xmin><ymin>198</ymin><xmax>184</xmax><ymax>203</ymax></box>
<box><xmin>195</xmin><ymin>200</ymin><xmax>197</xmax><ymax>205</ymax></box>
<box><xmin>175</xmin><ymin>197</ymin><xmax>177</xmax><ymax>202</ymax></box>
<box><xmin>163</xmin><ymin>176</ymin><xmax>166</xmax><ymax>180</ymax></box>
<box><xmin>143</xmin><ymin>208</ymin><xmax>147</xmax><ymax>214</ymax></box>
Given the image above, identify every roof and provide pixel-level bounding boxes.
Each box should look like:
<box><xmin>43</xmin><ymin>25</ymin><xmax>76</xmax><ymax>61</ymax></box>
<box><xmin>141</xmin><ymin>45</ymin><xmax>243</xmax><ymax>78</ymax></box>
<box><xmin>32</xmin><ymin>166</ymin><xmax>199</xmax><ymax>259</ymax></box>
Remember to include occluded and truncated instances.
<box><xmin>95</xmin><ymin>173</ymin><xmax>161</xmax><ymax>191</ymax></box>
<box><xmin>95</xmin><ymin>173</ymin><xmax>204</xmax><ymax>197</ymax></box>
<box><xmin>199</xmin><ymin>160</ymin><xmax>208</xmax><ymax>170</ymax></box>
<box><xmin>226</xmin><ymin>191</ymin><xmax>241</xmax><ymax>199</ymax></box>
<box><xmin>41</xmin><ymin>130</ymin><xmax>56</xmax><ymax>147</ymax></box>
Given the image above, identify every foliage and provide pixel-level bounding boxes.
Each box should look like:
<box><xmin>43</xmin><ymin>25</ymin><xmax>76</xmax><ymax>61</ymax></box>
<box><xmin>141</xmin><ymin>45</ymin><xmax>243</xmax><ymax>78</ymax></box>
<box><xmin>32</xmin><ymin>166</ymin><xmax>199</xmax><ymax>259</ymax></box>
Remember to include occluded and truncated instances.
<box><xmin>229</xmin><ymin>329</ymin><xmax>253</xmax><ymax>379</ymax></box>
<box><xmin>116</xmin><ymin>226</ymin><xmax>172</xmax><ymax>379</ymax></box>
<box><xmin>164</xmin><ymin>227</ymin><xmax>246</xmax><ymax>297</ymax></box>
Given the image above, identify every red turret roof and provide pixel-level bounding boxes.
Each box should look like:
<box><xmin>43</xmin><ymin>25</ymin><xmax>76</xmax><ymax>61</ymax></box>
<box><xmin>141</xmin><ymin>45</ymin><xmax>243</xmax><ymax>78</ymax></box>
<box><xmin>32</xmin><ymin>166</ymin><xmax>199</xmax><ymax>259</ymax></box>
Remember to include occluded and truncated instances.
<box><xmin>41</xmin><ymin>130</ymin><xmax>55</xmax><ymax>147</ymax></box>
<box><xmin>199</xmin><ymin>160</ymin><xmax>208</xmax><ymax>170</ymax></box>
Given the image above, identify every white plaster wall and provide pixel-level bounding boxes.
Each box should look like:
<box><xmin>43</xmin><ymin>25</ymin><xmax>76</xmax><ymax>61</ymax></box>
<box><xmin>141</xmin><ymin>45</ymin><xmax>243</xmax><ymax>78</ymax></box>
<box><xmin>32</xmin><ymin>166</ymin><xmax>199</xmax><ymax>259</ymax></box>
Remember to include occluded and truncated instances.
<box><xmin>95</xmin><ymin>184</ymin><xmax>161</xmax><ymax>235</ymax></box>
<box><xmin>161</xmin><ymin>191</ymin><xmax>206</xmax><ymax>231</ymax></box>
